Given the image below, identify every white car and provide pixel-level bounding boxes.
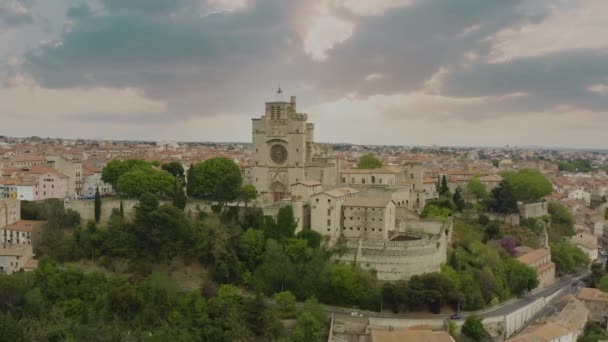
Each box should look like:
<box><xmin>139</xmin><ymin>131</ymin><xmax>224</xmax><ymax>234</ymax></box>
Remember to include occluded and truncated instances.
<box><xmin>601</xmin><ymin>251</ymin><xmax>608</xmax><ymax>256</ymax></box>
<box><xmin>350</xmin><ymin>311</ymin><xmax>364</xmax><ymax>317</ymax></box>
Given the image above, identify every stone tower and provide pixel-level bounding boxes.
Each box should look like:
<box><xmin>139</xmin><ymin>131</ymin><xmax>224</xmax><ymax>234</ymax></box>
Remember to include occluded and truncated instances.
<box><xmin>537</xmin><ymin>220</ymin><xmax>549</xmax><ymax>249</ymax></box>
<box><xmin>251</xmin><ymin>90</ymin><xmax>314</xmax><ymax>204</ymax></box>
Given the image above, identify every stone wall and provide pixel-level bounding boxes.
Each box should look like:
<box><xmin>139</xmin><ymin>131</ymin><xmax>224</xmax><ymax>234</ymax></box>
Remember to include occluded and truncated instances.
<box><xmin>335</xmin><ymin>218</ymin><xmax>451</xmax><ymax>281</ymax></box>
<box><xmin>65</xmin><ymin>198</ymin><xmax>213</xmax><ymax>225</ymax></box>
<box><xmin>518</xmin><ymin>201</ymin><xmax>548</xmax><ymax>220</ymax></box>
<box><xmin>487</xmin><ymin>212</ymin><xmax>520</xmax><ymax>226</ymax></box>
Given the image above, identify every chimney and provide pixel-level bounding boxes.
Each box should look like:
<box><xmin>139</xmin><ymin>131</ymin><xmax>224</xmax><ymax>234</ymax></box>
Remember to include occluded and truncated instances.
<box><xmin>290</xmin><ymin>96</ymin><xmax>296</xmax><ymax>109</ymax></box>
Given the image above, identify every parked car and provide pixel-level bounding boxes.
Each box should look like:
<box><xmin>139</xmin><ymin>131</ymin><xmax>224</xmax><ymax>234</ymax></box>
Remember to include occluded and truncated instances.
<box><xmin>450</xmin><ymin>313</ymin><xmax>461</xmax><ymax>320</ymax></box>
<box><xmin>601</xmin><ymin>251</ymin><xmax>608</xmax><ymax>256</ymax></box>
<box><xmin>350</xmin><ymin>311</ymin><xmax>364</xmax><ymax>317</ymax></box>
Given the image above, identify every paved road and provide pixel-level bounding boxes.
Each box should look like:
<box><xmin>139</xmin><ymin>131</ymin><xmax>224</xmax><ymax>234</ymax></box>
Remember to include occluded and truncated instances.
<box><xmin>326</xmin><ymin>273</ymin><xmax>585</xmax><ymax>320</ymax></box>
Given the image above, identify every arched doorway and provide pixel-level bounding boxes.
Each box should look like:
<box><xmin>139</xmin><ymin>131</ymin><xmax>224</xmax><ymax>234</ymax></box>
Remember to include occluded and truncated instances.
<box><xmin>271</xmin><ymin>181</ymin><xmax>287</xmax><ymax>203</ymax></box>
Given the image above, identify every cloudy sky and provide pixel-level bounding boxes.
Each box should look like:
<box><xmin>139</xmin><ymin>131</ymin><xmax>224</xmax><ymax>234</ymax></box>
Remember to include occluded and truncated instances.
<box><xmin>1</xmin><ymin>0</ymin><xmax>607</xmax><ymax>148</ymax></box>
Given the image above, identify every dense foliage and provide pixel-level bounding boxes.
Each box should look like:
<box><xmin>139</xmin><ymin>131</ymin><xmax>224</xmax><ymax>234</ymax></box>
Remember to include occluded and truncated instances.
<box><xmin>500</xmin><ymin>169</ymin><xmax>552</xmax><ymax>202</ymax></box>
<box><xmin>467</xmin><ymin>176</ymin><xmax>488</xmax><ymax>201</ymax></box>
<box><xmin>558</xmin><ymin>159</ymin><xmax>593</xmax><ymax>173</ymax></box>
<box><xmin>0</xmin><ymin>263</ymin><xmax>292</xmax><ymax>341</ymax></box>
<box><xmin>578</xmin><ymin>321</ymin><xmax>608</xmax><ymax>342</ymax></box>
<box><xmin>187</xmin><ymin>157</ymin><xmax>242</xmax><ymax>203</ymax></box>
<box><xmin>384</xmin><ymin>219</ymin><xmax>538</xmax><ymax>313</ymax></box>
<box><xmin>551</xmin><ymin>240</ymin><xmax>590</xmax><ymax>274</ymax></box>
<box><xmin>356</xmin><ymin>153</ymin><xmax>383</xmax><ymax>169</ymax></box>
<box><xmin>462</xmin><ymin>315</ymin><xmax>486</xmax><ymax>341</ymax></box>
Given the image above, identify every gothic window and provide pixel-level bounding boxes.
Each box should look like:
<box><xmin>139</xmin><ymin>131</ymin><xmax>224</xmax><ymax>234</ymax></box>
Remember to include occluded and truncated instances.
<box><xmin>372</xmin><ymin>176</ymin><xmax>376</xmax><ymax>184</ymax></box>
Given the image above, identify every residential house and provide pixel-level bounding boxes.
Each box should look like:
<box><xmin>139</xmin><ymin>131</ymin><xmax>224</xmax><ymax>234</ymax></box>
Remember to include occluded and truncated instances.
<box><xmin>570</xmin><ymin>232</ymin><xmax>598</xmax><ymax>262</ymax></box>
<box><xmin>0</xmin><ymin>244</ymin><xmax>37</xmax><ymax>275</ymax></box>
<box><xmin>517</xmin><ymin>248</ymin><xmax>555</xmax><ymax>289</ymax></box>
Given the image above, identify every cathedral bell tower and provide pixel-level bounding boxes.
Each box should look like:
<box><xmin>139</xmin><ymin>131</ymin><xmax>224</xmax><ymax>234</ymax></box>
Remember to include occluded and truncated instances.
<box><xmin>251</xmin><ymin>90</ymin><xmax>311</xmax><ymax>204</ymax></box>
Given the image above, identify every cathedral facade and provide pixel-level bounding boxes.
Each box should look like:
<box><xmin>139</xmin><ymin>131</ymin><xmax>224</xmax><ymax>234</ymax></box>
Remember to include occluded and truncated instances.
<box><xmin>250</xmin><ymin>93</ymin><xmax>339</xmax><ymax>206</ymax></box>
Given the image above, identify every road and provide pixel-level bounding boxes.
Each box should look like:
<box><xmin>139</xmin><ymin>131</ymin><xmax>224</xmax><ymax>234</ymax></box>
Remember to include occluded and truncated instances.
<box><xmin>324</xmin><ymin>273</ymin><xmax>585</xmax><ymax>320</ymax></box>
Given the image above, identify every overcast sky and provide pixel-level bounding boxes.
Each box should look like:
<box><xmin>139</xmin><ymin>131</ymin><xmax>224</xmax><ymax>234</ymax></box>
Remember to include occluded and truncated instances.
<box><xmin>1</xmin><ymin>0</ymin><xmax>607</xmax><ymax>148</ymax></box>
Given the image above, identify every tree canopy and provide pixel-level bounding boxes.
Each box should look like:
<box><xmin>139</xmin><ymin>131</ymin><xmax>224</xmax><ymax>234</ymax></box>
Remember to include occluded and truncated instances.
<box><xmin>356</xmin><ymin>154</ymin><xmax>383</xmax><ymax>169</ymax></box>
<box><xmin>187</xmin><ymin>157</ymin><xmax>242</xmax><ymax>203</ymax></box>
<box><xmin>116</xmin><ymin>167</ymin><xmax>175</xmax><ymax>197</ymax></box>
<box><xmin>500</xmin><ymin>169</ymin><xmax>552</xmax><ymax>202</ymax></box>
<box><xmin>467</xmin><ymin>176</ymin><xmax>488</xmax><ymax>201</ymax></box>
<box><xmin>161</xmin><ymin>162</ymin><xmax>186</xmax><ymax>183</ymax></box>
<box><xmin>101</xmin><ymin>159</ymin><xmax>150</xmax><ymax>188</ymax></box>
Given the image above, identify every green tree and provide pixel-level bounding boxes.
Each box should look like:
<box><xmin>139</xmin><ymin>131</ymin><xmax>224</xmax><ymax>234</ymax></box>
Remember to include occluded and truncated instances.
<box><xmin>254</xmin><ymin>239</ymin><xmax>296</xmax><ymax>294</ymax></box>
<box><xmin>440</xmin><ymin>175</ymin><xmax>450</xmax><ymax>197</ymax></box>
<box><xmin>548</xmin><ymin>202</ymin><xmax>574</xmax><ymax>228</ymax></box>
<box><xmin>161</xmin><ymin>162</ymin><xmax>185</xmax><ymax>183</ymax></box>
<box><xmin>188</xmin><ymin>158</ymin><xmax>242</xmax><ymax>204</ymax></box>
<box><xmin>186</xmin><ymin>163</ymin><xmax>195</xmax><ymax>197</ymax></box>
<box><xmin>467</xmin><ymin>176</ymin><xmax>488</xmax><ymax>201</ymax></box>
<box><xmin>420</xmin><ymin>204</ymin><xmax>452</xmax><ymax>218</ymax></box>
<box><xmin>356</xmin><ymin>153</ymin><xmax>383</xmax><ymax>169</ymax></box>
<box><xmin>116</xmin><ymin>167</ymin><xmax>175</xmax><ymax>197</ymax></box>
<box><xmin>453</xmin><ymin>188</ymin><xmax>465</xmax><ymax>212</ymax></box>
<box><xmin>239</xmin><ymin>229</ymin><xmax>266</xmax><ymax>271</ymax></box>
<box><xmin>292</xmin><ymin>298</ymin><xmax>326</xmax><ymax>342</ymax></box>
<box><xmin>275</xmin><ymin>205</ymin><xmax>297</xmax><ymax>240</ymax></box>
<box><xmin>488</xmin><ymin>180</ymin><xmax>518</xmax><ymax>214</ymax></box>
<box><xmin>101</xmin><ymin>159</ymin><xmax>150</xmax><ymax>188</ymax></box>
<box><xmin>274</xmin><ymin>291</ymin><xmax>297</xmax><ymax>319</ymax></box>
<box><xmin>506</xmin><ymin>260</ymin><xmax>539</xmax><ymax>295</ymax></box>
<box><xmin>296</xmin><ymin>229</ymin><xmax>322</xmax><ymax>248</ymax></box>
<box><xmin>501</xmin><ymin>169</ymin><xmax>552</xmax><ymax>201</ymax></box>
<box><xmin>462</xmin><ymin>315</ymin><xmax>486</xmax><ymax>341</ymax></box>
<box><xmin>94</xmin><ymin>187</ymin><xmax>101</xmax><ymax>223</ymax></box>
<box><xmin>598</xmin><ymin>275</ymin><xmax>608</xmax><ymax>292</ymax></box>
<box><xmin>551</xmin><ymin>241</ymin><xmax>590</xmax><ymax>273</ymax></box>
<box><xmin>172</xmin><ymin>181</ymin><xmax>188</xmax><ymax>210</ymax></box>
<box><xmin>239</xmin><ymin>184</ymin><xmax>257</xmax><ymax>210</ymax></box>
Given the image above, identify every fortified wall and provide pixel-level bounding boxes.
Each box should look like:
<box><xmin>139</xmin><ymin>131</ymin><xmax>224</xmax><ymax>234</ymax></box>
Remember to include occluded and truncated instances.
<box><xmin>64</xmin><ymin>198</ymin><xmax>210</xmax><ymax>224</ymax></box>
<box><xmin>334</xmin><ymin>216</ymin><xmax>452</xmax><ymax>281</ymax></box>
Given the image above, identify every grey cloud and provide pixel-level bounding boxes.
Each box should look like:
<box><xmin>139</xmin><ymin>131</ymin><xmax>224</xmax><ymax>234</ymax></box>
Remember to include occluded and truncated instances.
<box><xmin>441</xmin><ymin>50</ymin><xmax>608</xmax><ymax>115</ymax></box>
<box><xmin>66</xmin><ymin>3</ymin><xmax>92</xmax><ymax>19</ymax></box>
<box><xmin>23</xmin><ymin>0</ymin><xmax>316</xmax><ymax>117</ymax></box>
<box><xmin>0</xmin><ymin>0</ymin><xmax>34</xmax><ymax>29</ymax></box>
<box><xmin>309</xmin><ymin>0</ymin><xmax>549</xmax><ymax>99</ymax></box>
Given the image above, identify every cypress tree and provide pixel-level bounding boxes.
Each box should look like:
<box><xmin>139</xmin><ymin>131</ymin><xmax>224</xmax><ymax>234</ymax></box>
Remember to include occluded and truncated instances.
<box><xmin>94</xmin><ymin>187</ymin><xmax>101</xmax><ymax>223</ymax></box>
<box><xmin>186</xmin><ymin>163</ymin><xmax>195</xmax><ymax>197</ymax></box>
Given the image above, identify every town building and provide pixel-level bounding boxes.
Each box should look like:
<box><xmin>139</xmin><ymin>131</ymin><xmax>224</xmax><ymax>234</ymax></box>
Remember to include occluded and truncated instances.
<box><xmin>245</xmin><ymin>92</ymin><xmax>451</xmax><ymax>281</ymax></box>
<box><xmin>570</xmin><ymin>232</ymin><xmax>598</xmax><ymax>262</ymax></box>
<box><xmin>0</xmin><ymin>244</ymin><xmax>37</xmax><ymax>275</ymax></box>
<box><xmin>47</xmin><ymin>155</ymin><xmax>83</xmax><ymax>197</ymax></box>
<box><xmin>577</xmin><ymin>287</ymin><xmax>608</xmax><ymax>326</ymax></box>
<box><xmin>0</xmin><ymin>198</ymin><xmax>20</xmax><ymax>229</ymax></box>
<box><xmin>516</xmin><ymin>248</ymin><xmax>555</xmax><ymax>289</ymax></box>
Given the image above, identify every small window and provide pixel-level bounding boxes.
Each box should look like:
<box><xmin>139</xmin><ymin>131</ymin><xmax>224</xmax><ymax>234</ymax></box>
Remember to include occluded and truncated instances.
<box><xmin>316</xmin><ymin>199</ymin><xmax>319</xmax><ymax>203</ymax></box>
<box><xmin>350</xmin><ymin>217</ymin><xmax>353</xmax><ymax>220</ymax></box>
<box><xmin>379</xmin><ymin>229</ymin><xmax>382</xmax><ymax>232</ymax></box>
<box><xmin>362</xmin><ymin>178</ymin><xmax>366</xmax><ymax>184</ymax></box>
<box><xmin>350</xmin><ymin>227</ymin><xmax>353</xmax><ymax>230</ymax></box>
<box><xmin>327</xmin><ymin>209</ymin><xmax>331</xmax><ymax>216</ymax></box>
<box><xmin>342</xmin><ymin>177</ymin><xmax>346</xmax><ymax>183</ymax></box>
<box><xmin>328</xmin><ymin>199</ymin><xmax>331</xmax><ymax>204</ymax></box>
<box><xmin>327</xmin><ymin>219</ymin><xmax>331</xmax><ymax>226</ymax></box>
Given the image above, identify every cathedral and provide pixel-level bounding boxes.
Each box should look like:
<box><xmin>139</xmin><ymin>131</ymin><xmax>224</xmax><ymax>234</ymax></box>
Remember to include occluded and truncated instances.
<box><xmin>245</xmin><ymin>91</ymin><xmax>451</xmax><ymax>280</ymax></box>
<box><xmin>249</xmin><ymin>90</ymin><xmax>339</xmax><ymax>205</ymax></box>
